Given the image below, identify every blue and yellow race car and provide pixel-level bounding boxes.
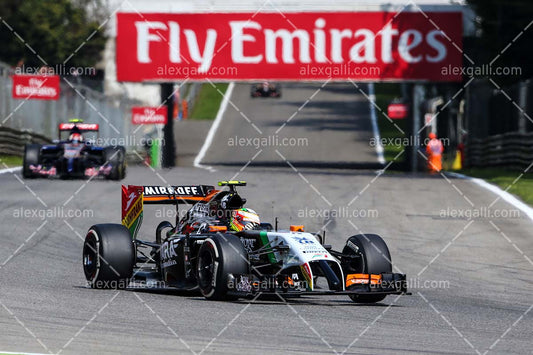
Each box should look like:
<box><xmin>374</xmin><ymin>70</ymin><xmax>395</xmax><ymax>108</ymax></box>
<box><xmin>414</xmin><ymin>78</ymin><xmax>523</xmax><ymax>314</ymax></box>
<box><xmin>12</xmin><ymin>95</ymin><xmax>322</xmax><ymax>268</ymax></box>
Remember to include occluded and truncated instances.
<box><xmin>22</xmin><ymin>119</ymin><xmax>126</xmax><ymax>180</ymax></box>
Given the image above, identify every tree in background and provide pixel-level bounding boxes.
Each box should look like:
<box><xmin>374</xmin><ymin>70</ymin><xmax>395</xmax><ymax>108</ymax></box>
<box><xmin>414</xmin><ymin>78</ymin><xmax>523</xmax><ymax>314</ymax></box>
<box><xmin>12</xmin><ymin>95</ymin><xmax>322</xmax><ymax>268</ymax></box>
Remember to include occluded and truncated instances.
<box><xmin>0</xmin><ymin>0</ymin><xmax>108</xmax><ymax>75</ymax></box>
<box><xmin>467</xmin><ymin>0</ymin><xmax>533</xmax><ymax>82</ymax></box>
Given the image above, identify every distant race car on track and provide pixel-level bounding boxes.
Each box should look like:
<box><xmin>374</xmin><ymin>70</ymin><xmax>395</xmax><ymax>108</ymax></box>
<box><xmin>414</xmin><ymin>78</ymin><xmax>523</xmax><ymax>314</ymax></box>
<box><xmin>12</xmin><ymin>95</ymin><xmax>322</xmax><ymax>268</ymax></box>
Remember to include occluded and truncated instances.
<box><xmin>83</xmin><ymin>181</ymin><xmax>408</xmax><ymax>303</ymax></box>
<box><xmin>23</xmin><ymin>119</ymin><xmax>126</xmax><ymax>180</ymax></box>
<box><xmin>251</xmin><ymin>82</ymin><xmax>281</xmax><ymax>98</ymax></box>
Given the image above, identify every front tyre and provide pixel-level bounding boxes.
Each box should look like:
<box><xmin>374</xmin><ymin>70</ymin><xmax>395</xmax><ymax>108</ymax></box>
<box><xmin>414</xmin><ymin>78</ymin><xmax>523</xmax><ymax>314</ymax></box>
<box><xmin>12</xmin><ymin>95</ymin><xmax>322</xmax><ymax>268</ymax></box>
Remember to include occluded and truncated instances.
<box><xmin>196</xmin><ymin>234</ymin><xmax>249</xmax><ymax>300</ymax></box>
<box><xmin>83</xmin><ymin>224</ymin><xmax>134</xmax><ymax>289</ymax></box>
<box><xmin>342</xmin><ymin>234</ymin><xmax>392</xmax><ymax>304</ymax></box>
<box><xmin>104</xmin><ymin>146</ymin><xmax>126</xmax><ymax>180</ymax></box>
<box><xmin>22</xmin><ymin>144</ymin><xmax>41</xmax><ymax>178</ymax></box>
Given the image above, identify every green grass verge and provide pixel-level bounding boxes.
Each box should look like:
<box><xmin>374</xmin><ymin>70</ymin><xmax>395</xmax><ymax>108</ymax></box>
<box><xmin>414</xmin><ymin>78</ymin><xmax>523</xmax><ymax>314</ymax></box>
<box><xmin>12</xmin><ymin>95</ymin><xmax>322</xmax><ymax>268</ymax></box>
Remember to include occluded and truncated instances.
<box><xmin>460</xmin><ymin>168</ymin><xmax>533</xmax><ymax>206</ymax></box>
<box><xmin>374</xmin><ymin>83</ymin><xmax>409</xmax><ymax>162</ymax></box>
<box><xmin>0</xmin><ymin>155</ymin><xmax>22</xmax><ymax>168</ymax></box>
<box><xmin>189</xmin><ymin>83</ymin><xmax>229</xmax><ymax>120</ymax></box>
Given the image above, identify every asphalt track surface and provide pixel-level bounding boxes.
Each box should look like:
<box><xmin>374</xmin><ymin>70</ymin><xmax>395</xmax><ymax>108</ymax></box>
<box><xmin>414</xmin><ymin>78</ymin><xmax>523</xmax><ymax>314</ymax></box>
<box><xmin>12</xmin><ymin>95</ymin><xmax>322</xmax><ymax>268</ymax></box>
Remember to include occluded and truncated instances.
<box><xmin>201</xmin><ymin>83</ymin><xmax>383</xmax><ymax>169</ymax></box>
<box><xmin>1</xmin><ymin>84</ymin><xmax>532</xmax><ymax>354</ymax></box>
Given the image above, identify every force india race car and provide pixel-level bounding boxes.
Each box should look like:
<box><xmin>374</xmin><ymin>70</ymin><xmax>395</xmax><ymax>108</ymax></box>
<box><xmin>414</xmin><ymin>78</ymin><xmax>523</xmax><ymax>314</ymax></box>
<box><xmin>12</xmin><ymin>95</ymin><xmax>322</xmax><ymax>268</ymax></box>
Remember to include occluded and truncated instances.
<box><xmin>250</xmin><ymin>82</ymin><xmax>282</xmax><ymax>98</ymax></box>
<box><xmin>23</xmin><ymin>119</ymin><xmax>126</xmax><ymax>180</ymax></box>
<box><xmin>82</xmin><ymin>181</ymin><xmax>407</xmax><ymax>303</ymax></box>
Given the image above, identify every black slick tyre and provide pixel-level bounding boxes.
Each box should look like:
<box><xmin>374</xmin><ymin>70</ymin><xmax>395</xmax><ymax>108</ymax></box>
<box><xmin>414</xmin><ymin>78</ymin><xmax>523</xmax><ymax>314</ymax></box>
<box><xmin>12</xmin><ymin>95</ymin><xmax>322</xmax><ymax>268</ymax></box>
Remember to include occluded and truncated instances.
<box><xmin>83</xmin><ymin>224</ymin><xmax>134</xmax><ymax>289</ymax></box>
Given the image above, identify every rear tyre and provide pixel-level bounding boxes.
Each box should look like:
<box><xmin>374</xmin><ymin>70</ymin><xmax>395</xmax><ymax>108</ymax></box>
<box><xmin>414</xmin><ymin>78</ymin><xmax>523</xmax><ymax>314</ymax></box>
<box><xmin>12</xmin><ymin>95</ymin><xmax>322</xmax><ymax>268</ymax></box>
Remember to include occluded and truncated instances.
<box><xmin>196</xmin><ymin>234</ymin><xmax>249</xmax><ymax>300</ymax></box>
<box><xmin>341</xmin><ymin>234</ymin><xmax>392</xmax><ymax>304</ymax></box>
<box><xmin>22</xmin><ymin>144</ymin><xmax>41</xmax><ymax>178</ymax></box>
<box><xmin>83</xmin><ymin>224</ymin><xmax>134</xmax><ymax>289</ymax></box>
<box><xmin>104</xmin><ymin>146</ymin><xmax>126</xmax><ymax>180</ymax></box>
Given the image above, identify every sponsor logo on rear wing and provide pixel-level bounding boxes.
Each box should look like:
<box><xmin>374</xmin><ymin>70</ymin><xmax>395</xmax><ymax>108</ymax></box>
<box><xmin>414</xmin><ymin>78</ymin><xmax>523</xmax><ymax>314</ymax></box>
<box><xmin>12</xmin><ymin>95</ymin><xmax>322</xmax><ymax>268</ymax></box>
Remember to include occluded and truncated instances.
<box><xmin>141</xmin><ymin>185</ymin><xmax>217</xmax><ymax>204</ymax></box>
<box><xmin>58</xmin><ymin>123</ymin><xmax>100</xmax><ymax>131</ymax></box>
<box><xmin>143</xmin><ymin>185</ymin><xmax>211</xmax><ymax>196</ymax></box>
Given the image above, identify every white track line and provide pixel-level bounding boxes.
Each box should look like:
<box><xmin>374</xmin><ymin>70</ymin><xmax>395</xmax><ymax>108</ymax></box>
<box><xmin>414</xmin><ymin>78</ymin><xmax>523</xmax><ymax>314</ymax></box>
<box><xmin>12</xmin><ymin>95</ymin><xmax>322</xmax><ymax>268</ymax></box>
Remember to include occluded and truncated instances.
<box><xmin>194</xmin><ymin>82</ymin><xmax>235</xmax><ymax>172</ymax></box>
<box><xmin>0</xmin><ymin>166</ymin><xmax>21</xmax><ymax>175</ymax></box>
<box><xmin>448</xmin><ymin>172</ymin><xmax>533</xmax><ymax>223</ymax></box>
<box><xmin>367</xmin><ymin>83</ymin><xmax>386</xmax><ymax>165</ymax></box>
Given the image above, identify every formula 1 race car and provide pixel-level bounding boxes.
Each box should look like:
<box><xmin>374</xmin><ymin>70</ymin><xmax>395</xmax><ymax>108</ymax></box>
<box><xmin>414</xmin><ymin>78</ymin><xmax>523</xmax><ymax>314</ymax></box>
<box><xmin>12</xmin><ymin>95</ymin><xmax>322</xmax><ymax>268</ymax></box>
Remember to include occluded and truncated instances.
<box><xmin>23</xmin><ymin>119</ymin><xmax>126</xmax><ymax>180</ymax></box>
<box><xmin>82</xmin><ymin>181</ymin><xmax>407</xmax><ymax>303</ymax></box>
<box><xmin>251</xmin><ymin>82</ymin><xmax>281</xmax><ymax>98</ymax></box>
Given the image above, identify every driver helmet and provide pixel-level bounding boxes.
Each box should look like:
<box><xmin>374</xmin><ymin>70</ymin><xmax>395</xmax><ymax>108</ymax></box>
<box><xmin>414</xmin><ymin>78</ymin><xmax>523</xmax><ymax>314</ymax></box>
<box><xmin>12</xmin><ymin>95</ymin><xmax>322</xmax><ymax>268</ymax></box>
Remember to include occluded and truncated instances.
<box><xmin>229</xmin><ymin>208</ymin><xmax>260</xmax><ymax>231</ymax></box>
<box><xmin>220</xmin><ymin>192</ymin><xmax>245</xmax><ymax>210</ymax></box>
<box><xmin>69</xmin><ymin>132</ymin><xmax>83</xmax><ymax>142</ymax></box>
<box><xmin>262</xmin><ymin>82</ymin><xmax>270</xmax><ymax>91</ymax></box>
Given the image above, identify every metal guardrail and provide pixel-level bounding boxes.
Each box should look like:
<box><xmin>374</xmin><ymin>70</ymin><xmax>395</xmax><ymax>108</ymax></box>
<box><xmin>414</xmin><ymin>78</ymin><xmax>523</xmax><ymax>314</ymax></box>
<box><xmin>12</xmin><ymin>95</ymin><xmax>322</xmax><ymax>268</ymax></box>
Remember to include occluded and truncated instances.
<box><xmin>0</xmin><ymin>126</ymin><xmax>149</xmax><ymax>166</ymax></box>
<box><xmin>0</xmin><ymin>126</ymin><xmax>51</xmax><ymax>156</ymax></box>
<box><xmin>467</xmin><ymin>132</ymin><xmax>533</xmax><ymax>169</ymax></box>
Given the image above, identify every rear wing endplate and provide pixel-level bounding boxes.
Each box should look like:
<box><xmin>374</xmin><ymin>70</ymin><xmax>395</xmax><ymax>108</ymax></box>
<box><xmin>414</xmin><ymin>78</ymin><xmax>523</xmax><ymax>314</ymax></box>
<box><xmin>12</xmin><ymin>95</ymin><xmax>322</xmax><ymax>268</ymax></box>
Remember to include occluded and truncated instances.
<box><xmin>121</xmin><ymin>184</ymin><xmax>218</xmax><ymax>239</ymax></box>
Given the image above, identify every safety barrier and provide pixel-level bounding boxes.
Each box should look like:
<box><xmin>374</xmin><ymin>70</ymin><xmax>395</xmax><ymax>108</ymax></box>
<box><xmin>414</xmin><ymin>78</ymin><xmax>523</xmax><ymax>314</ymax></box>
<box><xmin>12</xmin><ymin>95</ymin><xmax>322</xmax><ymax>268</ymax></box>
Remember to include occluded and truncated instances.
<box><xmin>0</xmin><ymin>127</ymin><xmax>51</xmax><ymax>156</ymax></box>
<box><xmin>467</xmin><ymin>132</ymin><xmax>533</xmax><ymax>169</ymax></box>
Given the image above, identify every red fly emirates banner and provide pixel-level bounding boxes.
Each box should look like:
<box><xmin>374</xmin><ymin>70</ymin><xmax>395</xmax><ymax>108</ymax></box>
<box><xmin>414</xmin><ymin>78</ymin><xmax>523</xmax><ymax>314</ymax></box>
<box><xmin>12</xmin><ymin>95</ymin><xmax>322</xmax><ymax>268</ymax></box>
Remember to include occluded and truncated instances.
<box><xmin>12</xmin><ymin>75</ymin><xmax>60</xmax><ymax>100</ymax></box>
<box><xmin>132</xmin><ymin>106</ymin><xmax>168</xmax><ymax>124</ymax></box>
<box><xmin>116</xmin><ymin>12</ymin><xmax>462</xmax><ymax>82</ymax></box>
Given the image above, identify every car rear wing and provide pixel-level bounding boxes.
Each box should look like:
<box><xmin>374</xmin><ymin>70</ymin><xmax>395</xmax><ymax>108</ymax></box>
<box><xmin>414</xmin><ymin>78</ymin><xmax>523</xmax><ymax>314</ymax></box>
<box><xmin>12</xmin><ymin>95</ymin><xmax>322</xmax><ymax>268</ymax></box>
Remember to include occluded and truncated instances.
<box><xmin>121</xmin><ymin>184</ymin><xmax>218</xmax><ymax>239</ymax></box>
<box><xmin>142</xmin><ymin>185</ymin><xmax>217</xmax><ymax>204</ymax></box>
<box><xmin>58</xmin><ymin>123</ymin><xmax>100</xmax><ymax>139</ymax></box>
